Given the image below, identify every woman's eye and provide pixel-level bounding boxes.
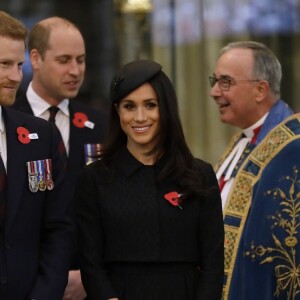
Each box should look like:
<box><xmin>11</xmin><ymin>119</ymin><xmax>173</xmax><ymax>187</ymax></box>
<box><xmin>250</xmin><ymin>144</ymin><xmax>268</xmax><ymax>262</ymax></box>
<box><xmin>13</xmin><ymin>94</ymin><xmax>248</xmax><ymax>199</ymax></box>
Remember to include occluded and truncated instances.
<box><xmin>124</xmin><ymin>103</ymin><xmax>134</xmax><ymax>110</ymax></box>
<box><xmin>146</xmin><ymin>102</ymin><xmax>157</xmax><ymax>109</ymax></box>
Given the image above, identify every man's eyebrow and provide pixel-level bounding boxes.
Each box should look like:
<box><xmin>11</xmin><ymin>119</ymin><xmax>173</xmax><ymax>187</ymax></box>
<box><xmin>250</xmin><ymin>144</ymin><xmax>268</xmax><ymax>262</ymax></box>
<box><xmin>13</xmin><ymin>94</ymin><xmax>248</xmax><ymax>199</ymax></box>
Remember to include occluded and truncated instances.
<box><xmin>219</xmin><ymin>74</ymin><xmax>233</xmax><ymax>79</ymax></box>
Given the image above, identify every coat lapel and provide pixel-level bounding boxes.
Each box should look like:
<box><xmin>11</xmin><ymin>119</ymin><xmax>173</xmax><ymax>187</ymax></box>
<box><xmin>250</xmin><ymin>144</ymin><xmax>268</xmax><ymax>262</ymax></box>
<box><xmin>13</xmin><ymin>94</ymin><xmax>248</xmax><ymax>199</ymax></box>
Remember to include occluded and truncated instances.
<box><xmin>67</xmin><ymin>103</ymin><xmax>85</xmax><ymax>175</ymax></box>
<box><xmin>13</xmin><ymin>92</ymin><xmax>34</xmax><ymax>114</ymax></box>
<box><xmin>4</xmin><ymin>108</ymin><xmax>31</xmax><ymax>234</ymax></box>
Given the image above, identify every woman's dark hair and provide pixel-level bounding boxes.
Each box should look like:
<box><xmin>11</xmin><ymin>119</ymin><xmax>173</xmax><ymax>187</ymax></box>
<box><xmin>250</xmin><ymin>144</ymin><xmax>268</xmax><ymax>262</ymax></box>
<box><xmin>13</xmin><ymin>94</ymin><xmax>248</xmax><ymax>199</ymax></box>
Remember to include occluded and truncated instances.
<box><xmin>100</xmin><ymin>70</ymin><xmax>206</xmax><ymax>197</ymax></box>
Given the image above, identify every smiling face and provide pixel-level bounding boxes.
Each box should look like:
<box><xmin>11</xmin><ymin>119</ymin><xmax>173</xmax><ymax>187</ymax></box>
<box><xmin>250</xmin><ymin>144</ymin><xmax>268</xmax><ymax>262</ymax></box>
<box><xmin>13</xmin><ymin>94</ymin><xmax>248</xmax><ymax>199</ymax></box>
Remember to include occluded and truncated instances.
<box><xmin>117</xmin><ymin>82</ymin><xmax>160</xmax><ymax>157</ymax></box>
<box><xmin>210</xmin><ymin>48</ymin><xmax>262</xmax><ymax>129</ymax></box>
<box><xmin>0</xmin><ymin>36</ymin><xmax>25</xmax><ymax>106</ymax></box>
<box><xmin>30</xmin><ymin>24</ymin><xmax>85</xmax><ymax>105</ymax></box>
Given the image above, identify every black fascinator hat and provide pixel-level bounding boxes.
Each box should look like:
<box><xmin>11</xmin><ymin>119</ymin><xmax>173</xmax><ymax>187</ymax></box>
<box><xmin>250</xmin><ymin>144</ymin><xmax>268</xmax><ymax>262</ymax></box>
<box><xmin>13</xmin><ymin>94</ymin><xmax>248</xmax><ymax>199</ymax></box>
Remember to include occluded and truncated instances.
<box><xmin>110</xmin><ymin>60</ymin><xmax>162</xmax><ymax>103</ymax></box>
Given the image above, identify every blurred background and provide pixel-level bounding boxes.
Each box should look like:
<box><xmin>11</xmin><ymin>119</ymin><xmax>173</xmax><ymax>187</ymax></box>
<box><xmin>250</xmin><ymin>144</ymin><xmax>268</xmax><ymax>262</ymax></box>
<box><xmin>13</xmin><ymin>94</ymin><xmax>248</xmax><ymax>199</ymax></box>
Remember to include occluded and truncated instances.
<box><xmin>1</xmin><ymin>0</ymin><xmax>300</xmax><ymax>165</ymax></box>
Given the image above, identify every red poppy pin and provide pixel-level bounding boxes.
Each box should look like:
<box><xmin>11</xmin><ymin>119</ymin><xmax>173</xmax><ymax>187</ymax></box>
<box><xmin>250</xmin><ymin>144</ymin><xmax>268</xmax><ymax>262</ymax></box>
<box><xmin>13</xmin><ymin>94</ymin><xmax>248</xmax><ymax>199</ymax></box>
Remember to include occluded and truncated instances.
<box><xmin>164</xmin><ymin>191</ymin><xmax>183</xmax><ymax>209</ymax></box>
<box><xmin>72</xmin><ymin>112</ymin><xmax>94</xmax><ymax>129</ymax></box>
<box><xmin>17</xmin><ymin>127</ymin><xmax>39</xmax><ymax>144</ymax></box>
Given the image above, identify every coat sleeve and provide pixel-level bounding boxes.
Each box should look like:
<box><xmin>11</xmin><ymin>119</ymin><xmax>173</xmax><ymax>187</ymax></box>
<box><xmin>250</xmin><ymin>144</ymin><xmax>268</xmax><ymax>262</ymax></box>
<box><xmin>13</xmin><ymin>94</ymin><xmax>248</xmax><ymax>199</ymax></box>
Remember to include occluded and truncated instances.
<box><xmin>196</xmin><ymin>163</ymin><xmax>224</xmax><ymax>300</ymax></box>
<box><xmin>75</xmin><ymin>164</ymin><xmax>119</xmax><ymax>300</ymax></box>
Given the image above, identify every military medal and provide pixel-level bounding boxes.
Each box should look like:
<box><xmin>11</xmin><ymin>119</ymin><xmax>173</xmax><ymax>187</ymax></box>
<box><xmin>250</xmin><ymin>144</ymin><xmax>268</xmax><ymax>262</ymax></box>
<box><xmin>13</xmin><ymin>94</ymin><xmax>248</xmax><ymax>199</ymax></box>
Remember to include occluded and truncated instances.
<box><xmin>27</xmin><ymin>159</ymin><xmax>54</xmax><ymax>192</ymax></box>
<box><xmin>37</xmin><ymin>160</ymin><xmax>46</xmax><ymax>191</ymax></box>
<box><xmin>84</xmin><ymin>143</ymin><xmax>101</xmax><ymax>165</ymax></box>
<box><xmin>44</xmin><ymin>159</ymin><xmax>54</xmax><ymax>190</ymax></box>
<box><xmin>26</xmin><ymin>161</ymin><xmax>39</xmax><ymax>193</ymax></box>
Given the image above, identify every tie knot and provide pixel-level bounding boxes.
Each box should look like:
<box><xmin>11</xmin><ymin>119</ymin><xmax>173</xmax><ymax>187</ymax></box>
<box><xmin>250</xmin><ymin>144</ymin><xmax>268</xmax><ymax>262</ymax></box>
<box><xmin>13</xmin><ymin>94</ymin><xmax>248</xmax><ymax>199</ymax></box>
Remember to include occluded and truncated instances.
<box><xmin>48</xmin><ymin>106</ymin><xmax>59</xmax><ymax>123</ymax></box>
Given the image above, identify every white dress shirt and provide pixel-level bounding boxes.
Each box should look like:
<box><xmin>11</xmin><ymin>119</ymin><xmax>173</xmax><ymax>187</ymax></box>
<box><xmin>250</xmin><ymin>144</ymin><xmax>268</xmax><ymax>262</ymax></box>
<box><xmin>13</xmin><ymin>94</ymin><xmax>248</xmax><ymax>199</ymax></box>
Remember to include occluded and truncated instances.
<box><xmin>26</xmin><ymin>82</ymin><xmax>70</xmax><ymax>154</ymax></box>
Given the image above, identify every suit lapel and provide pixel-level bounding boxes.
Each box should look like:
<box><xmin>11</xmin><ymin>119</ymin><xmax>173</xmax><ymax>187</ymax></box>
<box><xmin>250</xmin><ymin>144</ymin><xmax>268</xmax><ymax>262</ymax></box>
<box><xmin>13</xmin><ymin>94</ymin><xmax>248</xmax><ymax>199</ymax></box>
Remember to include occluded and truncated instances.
<box><xmin>4</xmin><ymin>108</ymin><xmax>31</xmax><ymax>234</ymax></box>
<box><xmin>67</xmin><ymin>102</ymin><xmax>85</xmax><ymax>174</ymax></box>
<box><xmin>14</xmin><ymin>93</ymin><xmax>34</xmax><ymax>114</ymax></box>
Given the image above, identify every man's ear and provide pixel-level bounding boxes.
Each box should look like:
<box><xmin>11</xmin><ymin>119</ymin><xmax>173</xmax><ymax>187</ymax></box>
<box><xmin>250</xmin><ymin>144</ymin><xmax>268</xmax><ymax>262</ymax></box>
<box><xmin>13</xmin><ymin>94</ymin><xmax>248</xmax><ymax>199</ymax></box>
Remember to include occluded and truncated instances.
<box><xmin>29</xmin><ymin>49</ymin><xmax>41</xmax><ymax>70</ymax></box>
<box><xmin>255</xmin><ymin>80</ymin><xmax>269</xmax><ymax>103</ymax></box>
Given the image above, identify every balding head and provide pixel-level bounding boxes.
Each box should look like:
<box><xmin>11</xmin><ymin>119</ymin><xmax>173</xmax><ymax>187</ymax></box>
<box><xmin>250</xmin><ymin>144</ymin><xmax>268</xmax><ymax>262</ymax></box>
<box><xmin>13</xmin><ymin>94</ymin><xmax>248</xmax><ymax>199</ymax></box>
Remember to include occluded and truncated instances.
<box><xmin>28</xmin><ymin>16</ymin><xmax>83</xmax><ymax>59</ymax></box>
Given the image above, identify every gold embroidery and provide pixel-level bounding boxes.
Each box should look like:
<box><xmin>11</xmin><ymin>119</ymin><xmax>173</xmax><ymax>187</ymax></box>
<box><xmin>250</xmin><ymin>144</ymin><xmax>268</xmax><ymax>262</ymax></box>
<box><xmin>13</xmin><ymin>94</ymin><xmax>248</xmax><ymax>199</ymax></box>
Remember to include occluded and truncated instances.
<box><xmin>224</xmin><ymin>227</ymin><xmax>238</xmax><ymax>271</ymax></box>
<box><xmin>245</xmin><ymin>166</ymin><xmax>300</xmax><ymax>300</ymax></box>
<box><xmin>214</xmin><ymin>133</ymin><xmax>241</xmax><ymax>172</ymax></box>
<box><xmin>220</xmin><ymin>114</ymin><xmax>300</xmax><ymax>299</ymax></box>
<box><xmin>251</xmin><ymin>126</ymin><xmax>290</xmax><ymax>164</ymax></box>
<box><xmin>227</xmin><ymin>174</ymin><xmax>253</xmax><ymax>214</ymax></box>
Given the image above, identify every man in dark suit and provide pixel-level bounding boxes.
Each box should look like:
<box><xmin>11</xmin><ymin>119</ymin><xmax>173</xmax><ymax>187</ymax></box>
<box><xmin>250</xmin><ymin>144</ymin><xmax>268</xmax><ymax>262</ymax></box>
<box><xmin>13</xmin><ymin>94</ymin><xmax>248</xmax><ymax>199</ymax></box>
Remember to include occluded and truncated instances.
<box><xmin>0</xmin><ymin>11</ymin><xmax>72</xmax><ymax>300</ymax></box>
<box><xmin>12</xmin><ymin>16</ymin><xmax>108</xmax><ymax>300</ymax></box>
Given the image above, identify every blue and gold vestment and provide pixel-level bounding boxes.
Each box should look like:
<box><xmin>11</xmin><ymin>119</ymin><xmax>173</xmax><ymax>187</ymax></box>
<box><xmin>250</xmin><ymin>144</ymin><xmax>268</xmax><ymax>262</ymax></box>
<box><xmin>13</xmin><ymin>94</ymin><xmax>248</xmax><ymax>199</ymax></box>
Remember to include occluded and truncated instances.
<box><xmin>216</xmin><ymin>100</ymin><xmax>300</xmax><ymax>299</ymax></box>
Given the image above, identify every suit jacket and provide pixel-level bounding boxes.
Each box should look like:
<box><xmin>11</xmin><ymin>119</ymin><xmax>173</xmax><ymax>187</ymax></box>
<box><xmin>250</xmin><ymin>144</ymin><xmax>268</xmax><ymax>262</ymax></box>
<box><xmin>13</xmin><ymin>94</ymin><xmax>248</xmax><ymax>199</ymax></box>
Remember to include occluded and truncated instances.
<box><xmin>12</xmin><ymin>93</ymin><xmax>109</xmax><ymax>269</ymax></box>
<box><xmin>0</xmin><ymin>107</ymin><xmax>72</xmax><ymax>300</ymax></box>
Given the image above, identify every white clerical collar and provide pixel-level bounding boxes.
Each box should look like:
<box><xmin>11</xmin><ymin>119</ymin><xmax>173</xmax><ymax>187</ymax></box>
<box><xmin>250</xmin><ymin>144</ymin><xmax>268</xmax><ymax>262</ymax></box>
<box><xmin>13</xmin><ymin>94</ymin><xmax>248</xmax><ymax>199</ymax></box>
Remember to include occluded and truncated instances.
<box><xmin>26</xmin><ymin>82</ymin><xmax>69</xmax><ymax>117</ymax></box>
<box><xmin>243</xmin><ymin>113</ymin><xmax>268</xmax><ymax>139</ymax></box>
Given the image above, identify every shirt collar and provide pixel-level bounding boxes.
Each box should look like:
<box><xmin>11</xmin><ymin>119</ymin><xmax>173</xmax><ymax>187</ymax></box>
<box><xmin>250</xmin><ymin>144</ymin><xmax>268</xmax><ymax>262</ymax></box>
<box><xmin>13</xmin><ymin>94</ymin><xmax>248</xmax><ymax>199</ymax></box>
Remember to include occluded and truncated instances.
<box><xmin>243</xmin><ymin>112</ymin><xmax>268</xmax><ymax>139</ymax></box>
<box><xmin>117</xmin><ymin>146</ymin><xmax>166</xmax><ymax>178</ymax></box>
<box><xmin>118</xmin><ymin>147</ymin><xmax>144</xmax><ymax>178</ymax></box>
<box><xmin>26</xmin><ymin>82</ymin><xmax>70</xmax><ymax>117</ymax></box>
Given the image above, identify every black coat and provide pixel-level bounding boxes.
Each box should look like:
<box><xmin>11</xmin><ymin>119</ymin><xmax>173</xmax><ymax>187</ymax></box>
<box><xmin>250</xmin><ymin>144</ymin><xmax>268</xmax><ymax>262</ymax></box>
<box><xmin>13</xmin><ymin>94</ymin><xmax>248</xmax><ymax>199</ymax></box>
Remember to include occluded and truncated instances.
<box><xmin>12</xmin><ymin>94</ymin><xmax>109</xmax><ymax>269</ymax></box>
<box><xmin>0</xmin><ymin>108</ymin><xmax>72</xmax><ymax>300</ymax></box>
<box><xmin>76</xmin><ymin>147</ymin><xmax>224</xmax><ymax>300</ymax></box>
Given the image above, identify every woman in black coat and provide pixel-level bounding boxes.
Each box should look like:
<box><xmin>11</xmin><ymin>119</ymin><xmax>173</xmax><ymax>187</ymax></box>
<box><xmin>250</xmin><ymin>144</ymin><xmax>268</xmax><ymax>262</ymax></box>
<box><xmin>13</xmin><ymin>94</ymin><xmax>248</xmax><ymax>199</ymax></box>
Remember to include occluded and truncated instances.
<box><xmin>75</xmin><ymin>60</ymin><xmax>224</xmax><ymax>300</ymax></box>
